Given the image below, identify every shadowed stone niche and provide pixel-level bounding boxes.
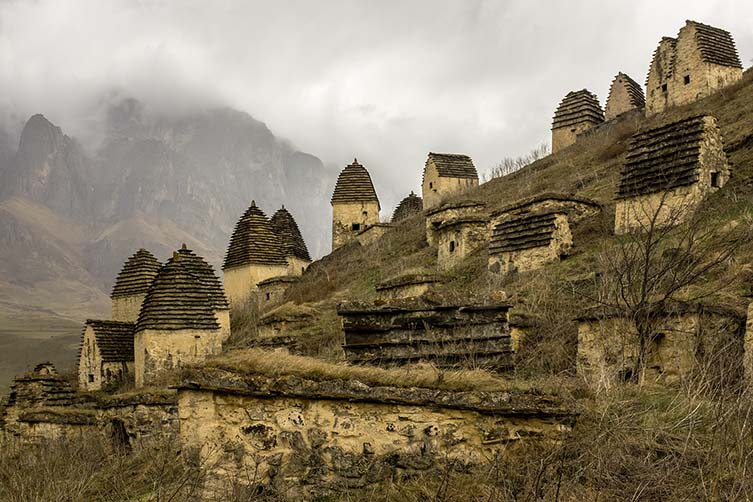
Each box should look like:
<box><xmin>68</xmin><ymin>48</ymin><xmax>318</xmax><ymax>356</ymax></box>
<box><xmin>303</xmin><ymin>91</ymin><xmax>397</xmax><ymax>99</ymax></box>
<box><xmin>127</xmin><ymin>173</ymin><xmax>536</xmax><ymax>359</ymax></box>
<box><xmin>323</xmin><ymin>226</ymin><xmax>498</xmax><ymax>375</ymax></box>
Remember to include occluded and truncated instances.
<box><xmin>338</xmin><ymin>300</ymin><xmax>513</xmax><ymax>370</ymax></box>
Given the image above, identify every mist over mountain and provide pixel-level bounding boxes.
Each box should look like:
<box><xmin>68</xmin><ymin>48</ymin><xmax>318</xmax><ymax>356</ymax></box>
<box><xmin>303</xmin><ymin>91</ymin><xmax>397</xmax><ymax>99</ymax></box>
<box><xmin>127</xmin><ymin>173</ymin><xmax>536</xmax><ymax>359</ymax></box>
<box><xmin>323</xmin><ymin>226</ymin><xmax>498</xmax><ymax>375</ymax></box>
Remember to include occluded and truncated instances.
<box><xmin>0</xmin><ymin>100</ymin><xmax>335</xmax><ymax>386</ymax></box>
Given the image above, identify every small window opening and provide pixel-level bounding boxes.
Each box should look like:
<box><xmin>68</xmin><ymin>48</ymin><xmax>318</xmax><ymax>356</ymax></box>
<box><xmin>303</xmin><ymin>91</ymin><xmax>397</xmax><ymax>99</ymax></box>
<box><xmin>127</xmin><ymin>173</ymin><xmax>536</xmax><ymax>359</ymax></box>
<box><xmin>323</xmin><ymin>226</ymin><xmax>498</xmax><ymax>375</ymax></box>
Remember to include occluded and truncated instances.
<box><xmin>449</xmin><ymin>240</ymin><xmax>456</xmax><ymax>253</ymax></box>
<box><xmin>661</xmin><ymin>83</ymin><xmax>668</xmax><ymax>93</ymax></box>
<box><xmin>683</xmin><ymin>75</ymin><xmax>691</xmax><ymax>85</ymax></box>
<box><xmin>429</xmin><ymin>182</ymin><xmax>433</xmax><ymax>189</ymax></box>
<box><xmin>351</xmin><ymin>223</ymin><xmax>361</xmax><ymax>231</ymax></box>
<box><xmin>194</xmin><ymin>335</ymin><xmax>201</xmax><ymax>339</ymax></box>
<box><xmin>710</xmin><ymin>171</ymin><xmax>720</xmax><ymax>188</ymax></box>
<box><xmin>301</xmin><ymin>267</ymin><xmax>305</xmax><ymax>274</ymax></box>
<box><xmin>88</xmin><ymin>374</ymin><xmax>94</xmax><ymax>383</ymax></box>
<box><xmin>432</xmin><ymin>221</ymin><xmax>441</xmax><ymax>229</ymax></box>
<box><xmin>265</xmin><ymin>292</ymin><xmax>271</xmax><ymax>301</ymax></box>
<box><xmin>362</xmin><ymin>211</ymin><xmax>368</xmax><ymax>217</ymax></box>
<box><xmin>570</xmin><ymin>128</ymin><xmax>576</xmax><ymax>133</ymax></box>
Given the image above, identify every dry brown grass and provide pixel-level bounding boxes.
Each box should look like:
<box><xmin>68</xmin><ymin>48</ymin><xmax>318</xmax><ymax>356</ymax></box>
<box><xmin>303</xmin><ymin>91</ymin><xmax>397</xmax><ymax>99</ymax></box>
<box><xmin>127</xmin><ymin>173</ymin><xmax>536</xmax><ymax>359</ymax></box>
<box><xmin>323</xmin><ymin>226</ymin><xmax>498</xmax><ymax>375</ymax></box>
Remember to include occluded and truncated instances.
<box><xmin>0</xmin><ymin>434</ymin><xmax>202</xmax><ymax>502</ymax></box>
<box><xmin>199</xmin><ymin>347</ymin><xmax>562</xmax><ymax>394</ymax></box>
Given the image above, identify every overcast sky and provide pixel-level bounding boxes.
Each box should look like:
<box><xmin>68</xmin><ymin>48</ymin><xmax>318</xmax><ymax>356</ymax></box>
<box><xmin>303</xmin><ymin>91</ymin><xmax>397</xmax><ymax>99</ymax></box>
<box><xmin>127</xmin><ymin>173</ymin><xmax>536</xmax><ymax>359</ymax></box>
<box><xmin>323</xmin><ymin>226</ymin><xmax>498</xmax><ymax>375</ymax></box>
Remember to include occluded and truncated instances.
<box><xmin>1</xmin><ymin>0</ymin><xmax>751</xmax><ymax>213</ymax></box>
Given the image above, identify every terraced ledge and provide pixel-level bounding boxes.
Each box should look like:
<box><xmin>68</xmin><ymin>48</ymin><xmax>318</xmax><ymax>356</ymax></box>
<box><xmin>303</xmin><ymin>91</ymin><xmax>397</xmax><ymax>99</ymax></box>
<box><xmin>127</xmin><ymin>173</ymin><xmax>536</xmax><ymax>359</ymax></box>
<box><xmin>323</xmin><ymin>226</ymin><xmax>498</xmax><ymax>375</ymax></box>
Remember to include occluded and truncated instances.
<box><xmin>177</xmin><ymin>367</ymin><xmax>576</xmax><ymax>420</ymax></box>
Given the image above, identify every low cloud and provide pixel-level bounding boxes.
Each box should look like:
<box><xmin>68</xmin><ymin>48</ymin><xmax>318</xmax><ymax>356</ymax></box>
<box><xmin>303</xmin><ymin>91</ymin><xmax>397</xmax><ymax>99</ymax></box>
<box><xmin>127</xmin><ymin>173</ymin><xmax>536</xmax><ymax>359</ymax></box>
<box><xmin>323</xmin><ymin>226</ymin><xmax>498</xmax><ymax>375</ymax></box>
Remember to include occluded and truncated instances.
<box><xmin>1</xmin><ymin>0</ymin><xmax>751</xmax><ymax>212</ymax></box>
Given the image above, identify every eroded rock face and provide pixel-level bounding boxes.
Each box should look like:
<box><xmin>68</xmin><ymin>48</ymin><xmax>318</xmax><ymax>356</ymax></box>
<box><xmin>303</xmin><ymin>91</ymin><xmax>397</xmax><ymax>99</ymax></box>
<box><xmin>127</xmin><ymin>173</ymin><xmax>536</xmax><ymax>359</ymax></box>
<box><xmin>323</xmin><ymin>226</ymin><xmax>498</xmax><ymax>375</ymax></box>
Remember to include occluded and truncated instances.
<box><xmin>177</xmin><ymin>370</ymin><xmax>575</xmax><ymax>498</ymax></box>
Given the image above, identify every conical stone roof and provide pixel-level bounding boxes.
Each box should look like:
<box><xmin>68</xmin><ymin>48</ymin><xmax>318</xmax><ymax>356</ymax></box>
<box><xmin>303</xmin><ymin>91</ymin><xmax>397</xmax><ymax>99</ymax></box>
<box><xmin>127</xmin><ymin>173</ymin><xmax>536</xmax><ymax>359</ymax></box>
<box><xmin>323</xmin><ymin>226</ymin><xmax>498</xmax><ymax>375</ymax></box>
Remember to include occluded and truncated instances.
<box><xmin>136</xmin><ymin>256</ymin><xmax>220</xmax><ymax>332</ymax></box>
<box><xmin>331</xmin><ymin>159</ymin><xmax>380</xmax><ymax>207</ymax></box>
<box><xmin>169</xmin><ymin>244</ymin><xmax>229</xmax><ymax>310</ymax></box>
<box><xmin>111</xmin><ymin>249</ymin><xmax>161</xmax><ymax>298</ymax></box>
<box><xmin>271</xmin><ymin>206</ymin><xmax>311</xmax><ymax>262</ymax></box>
<box><xmin>223</xmin><ymin>201</ymin><xmax>288</xmax><ymax>270</ymax></box>
<box><xmin>391</xmin><ymin>191</ymin><xmax>423</xmax><ymax>222</ymax></box>
<box><xmin>552</xmin><ymin>89</ymin><xmax>604</xmax><ymax>130</ymax></box>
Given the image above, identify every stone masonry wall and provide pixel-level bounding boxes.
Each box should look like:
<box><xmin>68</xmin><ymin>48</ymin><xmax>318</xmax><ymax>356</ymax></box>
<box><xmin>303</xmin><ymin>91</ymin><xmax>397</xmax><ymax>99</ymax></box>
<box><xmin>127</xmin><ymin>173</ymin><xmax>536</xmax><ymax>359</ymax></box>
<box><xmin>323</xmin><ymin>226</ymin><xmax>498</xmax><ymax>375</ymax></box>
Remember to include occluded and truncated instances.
<box><xmin>112</xmin><ymin>294</ymin><xmax>145</xmax><ymax>323</ymax></box>
<box><xmin>177</xmin><ymin>371</ymin><xmax>573</xmax><ymax>498</ymax></box>
<box><xmin>422</xmin><ymin>162</ymin><xmax>478</xmax><ymax>211</ymax></box>
<box><xmin>578</xmin><ymin>311</ymin><xmax>743</xmax><ymax>388</ymax></box>
<box><xmin>614</xmin><ymin>116</ymin><xmax>729</xmax><ymax>235</ymax></box>
<box><xmin>551</xmin><ymin>121</ymin><xmax>595</xmax><ymax>153</ymax></box>
<box><xmin>646</xmin><ymin>24</ymin><xmax>742</xmax><ymax>116</ymax></box>
<box><xmin>436</xmin><ymin>220</ymin><xmax>488</xmax><ymax>271</ymax></box>
<box><xmin>134</xmin><ymin>328</ymin><xmax>222</xmax><ymax>387</ymax></box>
<box><xmin>223</xmin><ymin>263</ymin><xmax>289</xmax><ymax>307</ymax></box>
<box><xmin>332</xmin><ymin>201</ymin><xmax>381</xmax><ymax>250</ymax></box>
<box><xmin>488</xmin><ymin>213</ymin><xmax>572</xmax><ymax>274</ymax></box>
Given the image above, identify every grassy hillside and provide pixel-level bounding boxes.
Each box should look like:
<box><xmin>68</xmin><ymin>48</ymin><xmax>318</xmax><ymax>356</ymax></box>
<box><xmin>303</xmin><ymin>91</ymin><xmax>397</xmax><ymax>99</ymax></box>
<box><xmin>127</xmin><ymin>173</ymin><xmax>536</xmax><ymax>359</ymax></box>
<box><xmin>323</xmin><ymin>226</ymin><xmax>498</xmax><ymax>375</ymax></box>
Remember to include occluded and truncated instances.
<box><xmin>236</xmin><ymin>69</ymin><xmax>753</xmax><ymax>375</ymax></box>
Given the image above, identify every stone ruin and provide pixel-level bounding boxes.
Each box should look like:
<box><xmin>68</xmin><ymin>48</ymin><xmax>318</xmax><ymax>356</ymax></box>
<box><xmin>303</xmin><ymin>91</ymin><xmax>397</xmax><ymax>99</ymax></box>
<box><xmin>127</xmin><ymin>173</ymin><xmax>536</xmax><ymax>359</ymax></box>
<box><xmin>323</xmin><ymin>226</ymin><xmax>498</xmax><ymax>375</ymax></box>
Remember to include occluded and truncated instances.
<box><xmin>425</xmin><ymin>200</ymin><xmax>486</xmax><ymax>247</ymax></box>
<box><xmin>551</xmin><ymin>89</ymin><xmax>604</xmax><ymax>153</ymax></box>
<box><xmin>614</xmin><ymin>115</ymin><xmax>730</xmax><ymax>235</ymax></box>
<box><xmin>78</xmin><ymin>320</ymin><xmax>135</xmax><ymax>392</ymax></box>
<box><xmin>489</xmin><ymin>211</ymin><xmax>571</xmax><ymax>274</ymax></box>
<box><xmin>355</xmin><ymin>222</ymin><xmax>393</xmax><ymax>246</ymax></box>
<box><xmin>375</xmin><ymin>272</ymin><xmax>444</xmax><ymax>301</ymax></box>
<box><xmin>110</xmin><ymin>248</ymin><xmax>161</xmax><ymax>323</ymax></box>
<box><xmin>223</xmin><ymin>201</ymin><xmax>290</xmax><ymax>306</ymax></box>
<box><xmin>488</xmin><ymin>192</ymin><xmax>600</xmax><ymax>274</ymax></box>
<box><xmin>605</xmin><ymin>72</ymin><xmax>645</xmax><ymax>120</ymax></box>
<box><xmin>135</xmin><ymin>251</ymin><xmax>223</xmax><ymax>387</ymax></box>
<box><xmin>257</xmin><ymin>276</ymin><xmax>299</xmax><ymax>311</ymax></box>
<box><xmin>577</xmin><ymin>302</ymin><xmax>744</xmax><ymax>387</ymax></box>
<box><xmin>330</xmin><ymin>158</ymin><xmax>381</xmax><ymax>250</ymax></box>
<box><xmin>421</xmin><ymin>152</ymin><xmax>479</xmax><ymax>210</ymax></box>
<box><xmin>646</xmin><ymin>20</ymin><xmax>742</xmax><ymax>116</ymax></box>
<box><xmin>391</xmin><ymin>191</ymin><xmax>423</xmax><ymax>222</ymax></box>
<box><xmin>177</xmin><ymin>366</ymin><xmax>574</xmax><ymax>498</ymax></box>
<box><xmin>338</xmin><ymin>300</ymin><xmax>513</xmax><ymax>370</ymax></box>
<box><xmin>250</xmin><ymin>304</ymin><xmax>318</xmax><ymax>353</ymax></box>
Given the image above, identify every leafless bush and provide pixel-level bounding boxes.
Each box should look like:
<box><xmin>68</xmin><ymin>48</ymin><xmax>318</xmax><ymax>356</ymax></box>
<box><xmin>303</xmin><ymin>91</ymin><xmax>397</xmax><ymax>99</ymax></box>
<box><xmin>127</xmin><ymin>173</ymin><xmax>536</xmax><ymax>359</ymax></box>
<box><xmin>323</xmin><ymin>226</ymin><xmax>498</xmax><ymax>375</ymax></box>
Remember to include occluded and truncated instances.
<box><xmin>483</xmin><ymin>143</ymin><xmax>550</xmax><ymax>182</ymax></box>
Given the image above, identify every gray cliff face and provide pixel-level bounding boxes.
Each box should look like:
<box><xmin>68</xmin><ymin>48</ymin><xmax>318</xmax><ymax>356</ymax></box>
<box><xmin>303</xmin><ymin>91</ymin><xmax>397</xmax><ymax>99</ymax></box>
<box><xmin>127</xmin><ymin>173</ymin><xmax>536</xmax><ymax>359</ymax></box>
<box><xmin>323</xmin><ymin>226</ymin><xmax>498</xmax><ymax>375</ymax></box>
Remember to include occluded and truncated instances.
<box><xmin>3</xmin><ymin>114</ymin><xmax>95</xmax><ymax>222</ymax></box>
<box><xmin>0</xmin><ymin>100</ymin><xmax>334</xmax><ymax>316</ymax></box>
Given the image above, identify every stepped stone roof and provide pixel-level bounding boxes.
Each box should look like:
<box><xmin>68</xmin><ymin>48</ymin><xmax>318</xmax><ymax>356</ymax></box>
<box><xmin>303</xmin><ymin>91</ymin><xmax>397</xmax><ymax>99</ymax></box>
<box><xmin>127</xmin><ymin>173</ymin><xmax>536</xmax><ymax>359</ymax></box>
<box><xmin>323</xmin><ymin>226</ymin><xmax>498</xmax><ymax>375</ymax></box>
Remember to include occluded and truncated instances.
<box><xmin>170</xmin><ymin>245</ymin><xmax>229</xmax><ymax>310</ymax></box>
<box><xmin>489</xmin><ymin>211</ymin><xmax>561</xmax><ymax>254</ymax></box>
<box><xmin>425</xmin><ymin>153</ymin><xmax>478</xmax><ymax>180</ymax></box>
<box><xmin>688</xmin><ymin>20</ymin><xmax>742</xmax><ymax>68</ymax></box>
<box><xmin>391</xmin><ymin>191</ymin><xmax>423</xmax><ymax>222</ymax></box>
<box><xmin>7</xmin><ymin>363</ymin><xmax>78</xmax><ymax>408</ymax></box>
<box><xmin>607</xmin><ymin>73</ymin><xmax>646</xmax><ymax>109</ymax></box>
<box><xmin>111</xmin><ymin>249</ymin><xmax>161</xmax><ymax>298</ymax></box>
<box><xmin>271</xmin><ymin>207</ymin><xmax>311</xmax><ymax>262</ymax></box>
<box><xmin>646</xmin><ymin>37</ymin><xmax>678</xmax><ymax>85</ymax></box>
<box><xmin>331</xmin><ymin>159</ymin><xmax>380</xmax><ymax>206</ymax></box>
<box><xmin>136</xmin><ymin>255</ymin><xmax>220</xmax><ymax>332</ymax></box>
<box><xmin>224</xmin><ymin>201</ymin><xmax>288</xmax><ymax>269</ymax></box>
<box><xmin>83</xmin><ymin>319</ymin><xmax>135</xmax><ymax>362</ymax></box>
<box><xmin>552</xmin><ymin>89</ymin><xmax>604</xmax><ymax>130</ymax></box>
<box><xmin>617</xmin><ymin>115</ymin><xmax>715</xmax><ymax>199</ymax></box>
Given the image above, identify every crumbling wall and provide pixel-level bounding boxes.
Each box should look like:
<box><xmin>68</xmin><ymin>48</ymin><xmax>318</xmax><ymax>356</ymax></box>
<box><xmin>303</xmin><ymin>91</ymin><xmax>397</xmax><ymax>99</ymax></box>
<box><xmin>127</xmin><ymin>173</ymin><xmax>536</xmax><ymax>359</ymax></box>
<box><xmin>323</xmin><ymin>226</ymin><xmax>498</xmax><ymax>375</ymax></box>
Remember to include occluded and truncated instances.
<box><xmin>436</xmin><ymin>218</ymin><xmax>488</xmax><ymax>271</ymax></box>
<box><xmin>578</xmin><ymin>310</ymin><xmax>743</xmax><ymax>387</ymax></box>
<box><xmin>488</xmin><ymin>213</ymin><xmax>572</xmax><ymax>274</ymax></box>
<box><xmin>425</xmin><ymin>202</ymin><xmax>485</xmax><ymax>247</ymax></box>
<box><xmin>356</xmin><ymin>223</ymin><xmax>391</xmax><ymax>246</ymax></box>
<box><xmin>375</xmin><ymin>274</ymin><xmax>443</xmax><ymax>301</ymax></box>
<box><xmin>177</xmin><ymin>371</ymin><xmax>573</xmax><ymax>498</ymax></box>
<box><xmin>339</xmin><ymin>302</ymin><xmax>512</xmax><ymax>369</ymax></box>
<box><xmin>647</xmin><ymin>23</ymin><xmax>742</xmax><ymax>116</ymax></box>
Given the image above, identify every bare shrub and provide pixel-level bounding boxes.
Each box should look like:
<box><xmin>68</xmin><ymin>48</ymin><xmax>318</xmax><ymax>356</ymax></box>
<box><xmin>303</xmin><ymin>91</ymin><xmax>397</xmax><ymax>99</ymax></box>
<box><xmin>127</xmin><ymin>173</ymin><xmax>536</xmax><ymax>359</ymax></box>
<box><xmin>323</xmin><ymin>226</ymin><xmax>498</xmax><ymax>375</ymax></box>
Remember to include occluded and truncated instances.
<box><xmin>482</xmin><ymin>143</ymin><xmax>550</xmax><ymax>182</ymax></box>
